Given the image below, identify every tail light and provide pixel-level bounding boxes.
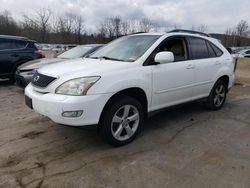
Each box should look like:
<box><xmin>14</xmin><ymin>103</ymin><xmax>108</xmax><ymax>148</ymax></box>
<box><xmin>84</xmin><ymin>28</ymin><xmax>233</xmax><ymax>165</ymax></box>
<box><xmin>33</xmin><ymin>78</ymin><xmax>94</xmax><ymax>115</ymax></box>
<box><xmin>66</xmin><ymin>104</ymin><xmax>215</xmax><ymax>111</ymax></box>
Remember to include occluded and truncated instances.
<box><xmin>34</xmin><ymin>50</ymin><xmax>43</xmax><ymax>55</ymax></box>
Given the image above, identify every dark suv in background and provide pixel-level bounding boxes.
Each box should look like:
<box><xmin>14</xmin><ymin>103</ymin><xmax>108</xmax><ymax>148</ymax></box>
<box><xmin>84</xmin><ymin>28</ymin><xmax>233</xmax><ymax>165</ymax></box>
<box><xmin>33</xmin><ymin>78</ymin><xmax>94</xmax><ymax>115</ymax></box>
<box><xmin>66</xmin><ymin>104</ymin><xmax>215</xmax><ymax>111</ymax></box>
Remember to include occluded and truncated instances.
<box><xmin>0</xmin><ymin>35</ymin><xmax>44</xmax><ymax>81</ymax></box>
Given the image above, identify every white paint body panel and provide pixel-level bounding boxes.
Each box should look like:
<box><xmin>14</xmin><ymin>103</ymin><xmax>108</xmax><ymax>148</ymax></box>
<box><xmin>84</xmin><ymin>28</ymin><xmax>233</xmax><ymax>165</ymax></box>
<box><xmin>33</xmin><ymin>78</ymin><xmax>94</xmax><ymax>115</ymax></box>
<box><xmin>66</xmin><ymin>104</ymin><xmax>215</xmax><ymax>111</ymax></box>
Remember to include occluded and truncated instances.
<box><xmin>25</xmin><ymin>33</ymin><xmax>235</xmax><ymax>126</ymax></box>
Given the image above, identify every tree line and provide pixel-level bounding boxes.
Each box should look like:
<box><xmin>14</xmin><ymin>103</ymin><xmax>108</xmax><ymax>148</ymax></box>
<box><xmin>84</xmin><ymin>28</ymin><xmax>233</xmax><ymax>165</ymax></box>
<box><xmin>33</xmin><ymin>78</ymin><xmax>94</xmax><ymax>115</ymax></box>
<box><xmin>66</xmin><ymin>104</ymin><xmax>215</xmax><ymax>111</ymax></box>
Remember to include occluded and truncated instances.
<box><xmin>0</xmin><ymin>9</ymin><xmax>155</xmax><ymax>44</ymax></box>
<box><xmin>222</xmin><ymin>20</ymin><xmax>250</xmax><ymax>47</ymax></box>
<box><xmin>0</xmin><ymin>9</ymin><xmax>249</xmax><ymax>47</ymax></box>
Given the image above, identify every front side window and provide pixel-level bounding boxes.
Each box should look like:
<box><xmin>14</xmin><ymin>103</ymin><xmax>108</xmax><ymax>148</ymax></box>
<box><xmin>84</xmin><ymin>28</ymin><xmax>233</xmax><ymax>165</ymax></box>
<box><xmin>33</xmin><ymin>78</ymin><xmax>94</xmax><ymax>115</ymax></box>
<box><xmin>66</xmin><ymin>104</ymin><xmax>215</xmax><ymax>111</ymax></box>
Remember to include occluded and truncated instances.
<box><xmin>89</xmin><ymin>35</ymin><xmax>161</xmax><ymax>62</ymax></box>
<box><xmin>158</xmin><ymin>38</ymin><xmax>188</xmax><ymax>62</ymax></box>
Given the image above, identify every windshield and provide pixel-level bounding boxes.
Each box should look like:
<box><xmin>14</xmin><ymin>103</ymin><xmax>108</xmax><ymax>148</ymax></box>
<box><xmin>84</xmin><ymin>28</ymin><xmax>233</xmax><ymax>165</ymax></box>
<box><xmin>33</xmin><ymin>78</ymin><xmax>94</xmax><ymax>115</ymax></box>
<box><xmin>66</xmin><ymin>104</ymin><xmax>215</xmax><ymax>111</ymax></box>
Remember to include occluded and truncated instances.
<box><xmin>89</xmin><ymin>35</ymin><xmax>161</xmax><ymax>62</ymax></box>
<box><xmin>58</xmin><ymin>46</ymin><xmax>92</xmax><ymax>59</ymax></box>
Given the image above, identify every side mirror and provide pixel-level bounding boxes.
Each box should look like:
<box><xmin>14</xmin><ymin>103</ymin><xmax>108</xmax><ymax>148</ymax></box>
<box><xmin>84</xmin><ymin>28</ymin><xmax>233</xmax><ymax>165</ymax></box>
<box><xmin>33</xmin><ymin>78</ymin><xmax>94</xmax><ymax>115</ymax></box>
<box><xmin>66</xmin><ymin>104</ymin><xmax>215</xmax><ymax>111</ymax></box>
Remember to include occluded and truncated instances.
<box><xmin>154</xmin><ymin>51</ymin><xmax>174</xmax><ymax>64</ymax></box>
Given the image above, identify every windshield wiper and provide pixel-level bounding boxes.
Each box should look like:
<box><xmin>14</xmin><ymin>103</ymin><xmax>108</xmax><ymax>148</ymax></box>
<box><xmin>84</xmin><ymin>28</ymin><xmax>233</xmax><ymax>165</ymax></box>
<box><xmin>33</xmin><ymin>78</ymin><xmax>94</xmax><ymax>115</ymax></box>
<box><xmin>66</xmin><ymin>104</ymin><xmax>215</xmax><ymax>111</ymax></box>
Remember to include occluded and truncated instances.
<box><xmin>99</xmin><ymin>56</ymin><xmax>125</xmax><ymax>62</ymax></box>
<box><xmin>87</xmin><ymin>56</ymin><xmax>99</xmax><ymax>59</ymax></box>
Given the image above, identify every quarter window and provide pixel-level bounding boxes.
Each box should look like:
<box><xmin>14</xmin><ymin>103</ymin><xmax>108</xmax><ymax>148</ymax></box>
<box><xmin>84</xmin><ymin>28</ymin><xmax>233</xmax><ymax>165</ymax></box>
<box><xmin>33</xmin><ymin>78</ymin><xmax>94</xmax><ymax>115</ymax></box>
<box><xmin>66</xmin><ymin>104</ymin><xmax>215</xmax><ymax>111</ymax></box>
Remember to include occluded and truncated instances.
<box><xmin>209</xmin><ymin>42</ymin><xmax>223</xmax><ymax>57</ymax></box>
<box><xmin>206</xmin><ymin>42</ymin><xmax>217</xmax><ymax>57</ymax></box>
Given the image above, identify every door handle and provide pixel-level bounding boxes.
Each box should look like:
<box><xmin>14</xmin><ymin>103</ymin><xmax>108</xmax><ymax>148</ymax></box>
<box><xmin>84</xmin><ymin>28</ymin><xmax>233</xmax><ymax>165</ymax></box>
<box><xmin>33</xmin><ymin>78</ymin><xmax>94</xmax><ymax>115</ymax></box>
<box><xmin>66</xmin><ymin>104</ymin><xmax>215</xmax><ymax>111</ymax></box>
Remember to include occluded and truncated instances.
<box><xmin>186</xmin><ymin>64</ymin><xmax>195</xmax><ymax>69</ymax></box>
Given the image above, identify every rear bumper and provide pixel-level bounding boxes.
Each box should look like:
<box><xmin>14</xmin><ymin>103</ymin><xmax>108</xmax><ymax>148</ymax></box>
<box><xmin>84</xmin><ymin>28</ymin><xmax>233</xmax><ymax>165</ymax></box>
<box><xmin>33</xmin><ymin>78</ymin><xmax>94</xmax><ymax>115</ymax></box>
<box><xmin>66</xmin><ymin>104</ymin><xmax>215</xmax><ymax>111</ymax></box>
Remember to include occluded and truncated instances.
<box><xmin>229</xmin><ymin>74</ymin><xmax>235</xmax><ymax>89</ymax></box>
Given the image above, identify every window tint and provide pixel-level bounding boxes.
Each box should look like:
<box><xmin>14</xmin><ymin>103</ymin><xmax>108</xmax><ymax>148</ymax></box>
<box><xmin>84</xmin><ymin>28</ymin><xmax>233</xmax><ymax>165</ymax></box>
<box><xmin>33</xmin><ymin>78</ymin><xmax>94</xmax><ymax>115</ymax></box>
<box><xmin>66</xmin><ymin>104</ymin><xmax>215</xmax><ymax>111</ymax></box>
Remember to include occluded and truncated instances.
<box><xmin>0</xmin><ymin>39</ymin><xmax>27</xmax><ymax>50</ymax></box>
<box><xmin>246</xmin><ymin>50</ymin><xmax>250</xmax><ymax>54</ymax></box>
<box><xmin>206</xmin><ymin>42</ymin><xmax>217</xmax><ymax>57</ymax></box>
<box><xmin>158</xmin><ymin>38</ymin><xmax>188</xmax><ymax>62</ymax></box>
<box><xmin>0</xmin><ymin>39</ymin><xmax>13</xmax><ymax>50</ymax></box>
<box><xmin>189</xmin><ymin>37</ymin><xmax>209</xmax><ymax>59</ymax></box>
<box><xmin>209</xmin><ymin>42</ymin><xmax>223</xmax><ymax>57</ymax></box>
<box><xmin>14</xmin><ymin>41</ymin><xmax>27</xmax><ymax>49</ymax></box>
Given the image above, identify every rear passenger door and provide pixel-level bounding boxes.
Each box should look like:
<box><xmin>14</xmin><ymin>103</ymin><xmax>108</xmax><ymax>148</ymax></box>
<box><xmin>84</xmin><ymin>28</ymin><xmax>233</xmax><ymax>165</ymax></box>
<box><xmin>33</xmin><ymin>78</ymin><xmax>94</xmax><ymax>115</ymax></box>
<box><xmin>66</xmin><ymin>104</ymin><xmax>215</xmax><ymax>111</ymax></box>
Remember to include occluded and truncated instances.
<box><xmin>188</xmin><ymin>37</ymin><xmax>223</xmax><ymax>99</ymax></box>
<box><xmin>0</xmin><ymin>39</ymin><xmax>15</xmax><ymax>76</ymax></box>
<box><xmin>0</xmin><ymin>39</ymin><xmax>27</xmax><ymax>77</ymax></box>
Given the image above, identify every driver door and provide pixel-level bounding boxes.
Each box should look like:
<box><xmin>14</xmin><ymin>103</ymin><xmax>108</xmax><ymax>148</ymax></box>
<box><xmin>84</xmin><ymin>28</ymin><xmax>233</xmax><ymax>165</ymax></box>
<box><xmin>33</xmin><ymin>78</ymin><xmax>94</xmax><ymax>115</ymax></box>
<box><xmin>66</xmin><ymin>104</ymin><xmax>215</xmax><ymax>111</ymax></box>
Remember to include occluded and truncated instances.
<box><xmin>151</xmin><ymin>37</ymin><xmax>195</xmax><ymax>111</ymax></box>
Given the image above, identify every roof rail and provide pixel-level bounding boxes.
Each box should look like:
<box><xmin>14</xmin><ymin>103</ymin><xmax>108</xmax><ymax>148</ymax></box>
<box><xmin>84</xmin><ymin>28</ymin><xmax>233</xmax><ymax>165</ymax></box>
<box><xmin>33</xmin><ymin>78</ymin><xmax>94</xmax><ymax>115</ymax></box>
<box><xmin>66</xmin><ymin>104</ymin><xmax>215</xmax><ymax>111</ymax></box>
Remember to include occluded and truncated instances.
<box><xmin>0</xmin><ymin>35</ymin><xmax>29</xmax><ymax>40</ymax></box>
<box><xmin>130</xmin><ymin>32</ymin><xmax>147</xmax><ymax>35</ymax></box>
<box><xmin>168</xmin><ymin>29</ymin><xmax>211</xmax><ymax>37</ymax></box>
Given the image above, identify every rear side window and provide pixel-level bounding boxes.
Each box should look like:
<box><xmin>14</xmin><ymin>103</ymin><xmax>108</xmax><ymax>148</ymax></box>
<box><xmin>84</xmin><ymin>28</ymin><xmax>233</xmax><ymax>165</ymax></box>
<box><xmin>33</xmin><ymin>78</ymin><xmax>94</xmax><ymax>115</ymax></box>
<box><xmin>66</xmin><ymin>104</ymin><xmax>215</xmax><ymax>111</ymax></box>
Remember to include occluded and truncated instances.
<box><xmin>14</xmin><ymin>40</ymin><xmax>27</xmax><ymax>49</ymax></box>
<box><xmin>189</xmin><ymin>37</ymin><xmax>209</xmax><ymax>59</ymax></box>
<box><xmin>0</xmin><ymin>39</ymin><xmax>27</xmax><ymax>50</ymax></box>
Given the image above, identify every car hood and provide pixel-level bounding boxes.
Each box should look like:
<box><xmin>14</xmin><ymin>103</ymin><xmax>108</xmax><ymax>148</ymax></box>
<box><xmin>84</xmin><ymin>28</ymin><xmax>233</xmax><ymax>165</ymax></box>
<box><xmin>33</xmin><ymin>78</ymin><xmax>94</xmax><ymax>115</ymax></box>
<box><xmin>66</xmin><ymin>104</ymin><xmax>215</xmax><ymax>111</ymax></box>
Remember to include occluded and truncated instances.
<box><xmin>19</xmin><ymin>58</ymin><xmax>67</xmax><ymax>70</ymax></box>
<box><xmin>38</xmin><ymin>58</ymin><xmax>132</xmax><ymax>78</ymax></box>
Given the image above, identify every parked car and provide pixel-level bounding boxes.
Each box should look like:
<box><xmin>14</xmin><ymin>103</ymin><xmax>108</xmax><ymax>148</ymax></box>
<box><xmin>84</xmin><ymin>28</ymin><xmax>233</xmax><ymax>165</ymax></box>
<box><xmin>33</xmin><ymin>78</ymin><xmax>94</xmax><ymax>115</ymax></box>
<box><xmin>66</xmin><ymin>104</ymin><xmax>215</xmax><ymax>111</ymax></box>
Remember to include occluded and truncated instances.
<box><xmin>0</xmin><ymin>35</ymin><xmax>44</xmax><ymax>81</ymax></box>
<box><xmin>15</xmin><ymin>44</ymin><xmax>103</xmax><ymax>88</ymax></box>
<box><xmin>237</xmin><ymin>49</ymin><xmax>250</xmax><ymax>58</ymax></box>
<box><xmin>52</xmin><ymin>44</ymin><xmax>64</xmax><ymax>52</ymax></box>
<box><xmin>25</xmin><ymin>30</ymin><xmax>235</xmax><ymax>146</ymax></box>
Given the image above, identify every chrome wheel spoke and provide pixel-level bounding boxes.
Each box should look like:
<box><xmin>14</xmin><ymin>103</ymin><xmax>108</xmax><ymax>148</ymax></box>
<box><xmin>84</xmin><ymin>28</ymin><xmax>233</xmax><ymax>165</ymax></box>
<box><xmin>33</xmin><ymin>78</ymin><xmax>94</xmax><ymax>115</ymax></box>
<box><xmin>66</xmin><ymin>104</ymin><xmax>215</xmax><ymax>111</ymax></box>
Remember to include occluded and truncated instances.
<box><xmin>214</xmin><ymin>84</ymin><xmax>225</xmax><ymax>107</ymax></box>
<box><xmin>125</xmin><ymin>125</ymin><xmax>133</xmax><ymax>137</ymax></box>
<box><xmin>219</xmin><ymin>93</ymin><xmax>225</xmax><ymax>98</ymax></box>
<box><xmin>214</xmin><ymin>97</ymin><xmax>219</xmax><ymax>105</ymax></box>
<box><xmin>114</xmin><ymin>125</ymin><xmax>123</xmax><ymax>138</ymax></box>
<box><xmin>113</xmin><ymin>115</ymin><xmax>123</xmax><ymax>123</ymax></box>
<box><xmin>123</xmin><ymin>105</ymin><xmax>130</xmax><ymax>118</ymax></box>
<box><xmin>127</xmin><ymin>113</ymin><xmax>139</xmax><ymax>122</ymax></box>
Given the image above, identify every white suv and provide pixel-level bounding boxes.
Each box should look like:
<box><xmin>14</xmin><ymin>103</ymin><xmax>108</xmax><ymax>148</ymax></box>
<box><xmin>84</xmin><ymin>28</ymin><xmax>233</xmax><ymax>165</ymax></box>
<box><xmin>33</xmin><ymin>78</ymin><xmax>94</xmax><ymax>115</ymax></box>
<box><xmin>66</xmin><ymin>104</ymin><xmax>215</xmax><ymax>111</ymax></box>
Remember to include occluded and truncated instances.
<box><xmin>25</xmin><ymin>30</ymin><xmax>235</xmax><ymax>146</ymax></box>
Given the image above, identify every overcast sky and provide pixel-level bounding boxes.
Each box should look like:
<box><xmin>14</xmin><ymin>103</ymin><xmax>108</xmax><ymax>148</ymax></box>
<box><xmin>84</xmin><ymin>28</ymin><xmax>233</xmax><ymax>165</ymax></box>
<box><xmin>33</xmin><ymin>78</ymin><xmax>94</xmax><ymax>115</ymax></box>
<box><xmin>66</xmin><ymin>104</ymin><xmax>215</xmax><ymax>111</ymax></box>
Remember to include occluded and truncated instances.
<box><xmin>1</xmin><ymin>0</ymin><xmax>250</xmax><ymax>33</ymax></box>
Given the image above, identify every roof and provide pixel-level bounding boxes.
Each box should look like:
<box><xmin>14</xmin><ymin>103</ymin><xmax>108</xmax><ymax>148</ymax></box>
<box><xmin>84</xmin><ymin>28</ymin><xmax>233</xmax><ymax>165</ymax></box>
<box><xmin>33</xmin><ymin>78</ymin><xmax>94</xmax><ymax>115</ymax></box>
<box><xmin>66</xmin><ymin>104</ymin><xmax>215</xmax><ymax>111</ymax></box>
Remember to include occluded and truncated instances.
<box><xmin>0</xmin><ymin>35</ymin><xmax>30</xmax><ymax>41</ymax></box>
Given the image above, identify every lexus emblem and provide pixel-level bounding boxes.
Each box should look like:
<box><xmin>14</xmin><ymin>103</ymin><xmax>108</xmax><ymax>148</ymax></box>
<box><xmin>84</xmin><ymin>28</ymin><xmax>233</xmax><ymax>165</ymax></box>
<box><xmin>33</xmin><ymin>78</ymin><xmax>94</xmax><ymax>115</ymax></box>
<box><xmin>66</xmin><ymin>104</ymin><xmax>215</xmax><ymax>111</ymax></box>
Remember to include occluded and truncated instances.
<box><xmin>33</xmin><ymin>75</ymin><xmax>40</xmax><ymax>82</ymax></box>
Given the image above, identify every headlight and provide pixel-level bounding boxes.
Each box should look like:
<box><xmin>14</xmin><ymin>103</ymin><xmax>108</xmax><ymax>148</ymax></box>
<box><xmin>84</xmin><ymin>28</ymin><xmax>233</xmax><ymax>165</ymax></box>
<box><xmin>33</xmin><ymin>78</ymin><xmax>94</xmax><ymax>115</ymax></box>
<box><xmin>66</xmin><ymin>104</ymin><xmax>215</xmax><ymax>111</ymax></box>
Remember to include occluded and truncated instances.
<box><xmin>55</xmin><ymin>77</ymin><xmax>100</xmax><ymax>96</ymax></box>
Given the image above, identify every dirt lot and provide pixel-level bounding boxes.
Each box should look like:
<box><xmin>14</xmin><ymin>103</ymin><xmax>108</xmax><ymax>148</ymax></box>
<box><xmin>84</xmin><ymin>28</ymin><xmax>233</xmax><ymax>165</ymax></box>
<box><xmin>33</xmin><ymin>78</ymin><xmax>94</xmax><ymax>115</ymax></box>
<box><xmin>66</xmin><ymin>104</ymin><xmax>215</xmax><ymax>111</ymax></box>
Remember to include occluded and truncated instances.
<box><xmin>0</xmin><ymin>59</ymin><xmax>250</xmax><ymax>188</ymax></box>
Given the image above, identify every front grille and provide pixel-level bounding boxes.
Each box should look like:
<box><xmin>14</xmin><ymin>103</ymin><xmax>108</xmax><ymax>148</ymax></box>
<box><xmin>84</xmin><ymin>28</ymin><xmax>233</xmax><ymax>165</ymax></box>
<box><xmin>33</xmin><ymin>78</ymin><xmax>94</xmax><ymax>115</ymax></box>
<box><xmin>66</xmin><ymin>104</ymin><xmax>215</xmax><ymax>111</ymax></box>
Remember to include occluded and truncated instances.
<box><xmin>31</xmin><ymin>71</ymin><xmax>56</xmax><ymax>88</ymax></box>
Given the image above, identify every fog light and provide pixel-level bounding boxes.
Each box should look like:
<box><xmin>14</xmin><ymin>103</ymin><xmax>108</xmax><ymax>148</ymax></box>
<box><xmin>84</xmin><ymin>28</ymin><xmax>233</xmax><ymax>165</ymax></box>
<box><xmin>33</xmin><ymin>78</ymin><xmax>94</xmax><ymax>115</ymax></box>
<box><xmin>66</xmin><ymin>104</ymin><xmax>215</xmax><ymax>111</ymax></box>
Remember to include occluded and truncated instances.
<box><xmin>62</xmin><ymin>110</ymin><xmax>83</xmax><ymax>117</ymax></box>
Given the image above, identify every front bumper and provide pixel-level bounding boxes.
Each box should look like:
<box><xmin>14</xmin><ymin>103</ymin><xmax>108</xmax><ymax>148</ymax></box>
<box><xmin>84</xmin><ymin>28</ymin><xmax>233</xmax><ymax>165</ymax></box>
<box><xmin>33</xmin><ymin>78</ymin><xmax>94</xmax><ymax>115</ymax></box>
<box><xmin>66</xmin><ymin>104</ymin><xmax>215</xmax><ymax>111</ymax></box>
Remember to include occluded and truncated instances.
<box><xmin>25</xmin><ymin>84</ymin><xmax>113</xmax><ymax>126</ymax></box>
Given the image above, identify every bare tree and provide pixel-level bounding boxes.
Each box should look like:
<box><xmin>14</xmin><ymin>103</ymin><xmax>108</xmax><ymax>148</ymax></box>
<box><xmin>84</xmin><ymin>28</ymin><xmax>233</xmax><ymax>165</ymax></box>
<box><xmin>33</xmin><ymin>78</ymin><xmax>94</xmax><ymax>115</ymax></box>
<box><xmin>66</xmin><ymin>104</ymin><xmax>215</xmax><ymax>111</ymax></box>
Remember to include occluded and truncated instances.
<box><xmin>139</xmin><ymin>18</ymin><xmax>153</xmax><ymax>32</ymax></box>
<box><xmin>73</xmin><ymin>15</ymin><xmax>84</xmax><ymax>43</ymax></box>
<box><xmin>22</xmin><ymin>8</ymin><xmax>52</xmax><ymax>42</ymax></box>
<box><xmin>0</xmin><ymin>10</ymin><xmax>19</xmax><ymax>35</ymax></box>
<box><xmin>235</xmin><ymin>20</ymin><xmax>249</xmax><ymax>46</ymax></box>
<box><xmin>236</xmin><ymin>20</ymin><xmax>249</xmax><ymax>37</ymax></box>
<box><xmin>36</xmin><ymin>8</ymin><xmax>52</xmax><ymax>42</ymax></box>
<box><xmin>196</xmin><ymin>24</ymin><xmax>208</xmax><ymax>33</ymax></box>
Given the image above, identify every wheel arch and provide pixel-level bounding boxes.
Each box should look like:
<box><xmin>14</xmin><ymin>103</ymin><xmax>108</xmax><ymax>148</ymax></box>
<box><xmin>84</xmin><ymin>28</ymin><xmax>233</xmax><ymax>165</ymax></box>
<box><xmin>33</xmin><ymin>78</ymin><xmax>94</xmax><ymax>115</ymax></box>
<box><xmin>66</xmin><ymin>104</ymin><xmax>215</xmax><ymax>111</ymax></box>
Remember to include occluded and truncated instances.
<box><xmin>217</xmin><ymin>75</ymin><xmax>230</xmax><ymax>91</ymax></box>
<box><xmin>98</xmin><ymin>87</ymin><xmax>148</xmax><ymax>125</ymax></box>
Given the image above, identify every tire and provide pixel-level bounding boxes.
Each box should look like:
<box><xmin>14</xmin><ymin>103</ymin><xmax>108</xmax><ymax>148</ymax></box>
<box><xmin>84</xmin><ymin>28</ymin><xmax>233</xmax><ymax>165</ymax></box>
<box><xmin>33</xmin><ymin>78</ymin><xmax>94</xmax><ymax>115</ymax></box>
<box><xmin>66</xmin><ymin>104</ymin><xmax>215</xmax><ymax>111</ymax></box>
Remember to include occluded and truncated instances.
<box><xmin>99</xmin><ymin>95</ymin><xmax>144</xmax><ymax>147</ymax></box>
<box><xmin>205</xmin><ymin>80</ymin><xmax>227</xmax><ymax>110</ymax></box>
